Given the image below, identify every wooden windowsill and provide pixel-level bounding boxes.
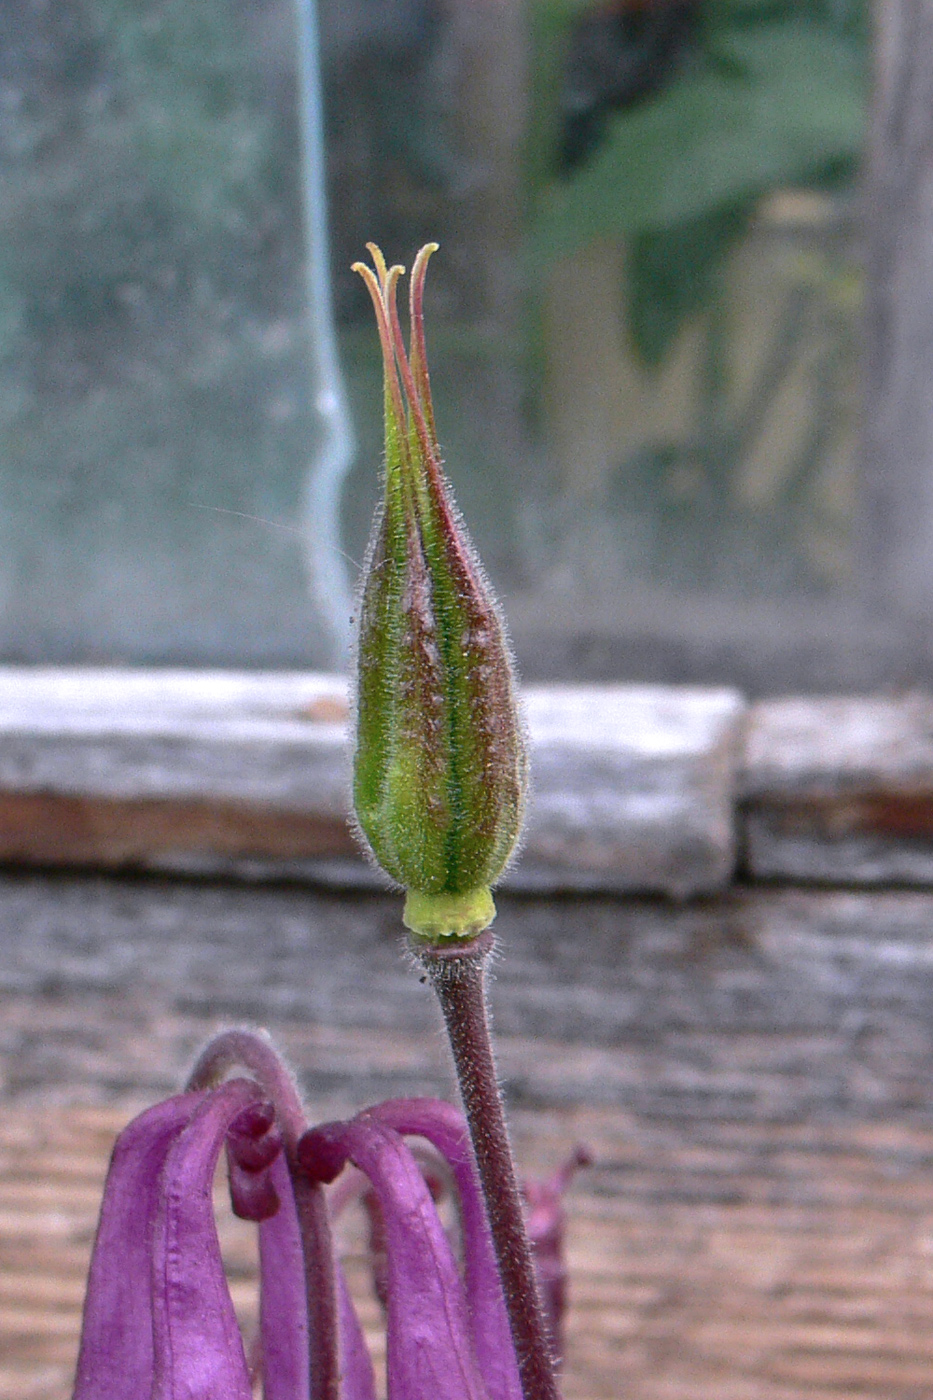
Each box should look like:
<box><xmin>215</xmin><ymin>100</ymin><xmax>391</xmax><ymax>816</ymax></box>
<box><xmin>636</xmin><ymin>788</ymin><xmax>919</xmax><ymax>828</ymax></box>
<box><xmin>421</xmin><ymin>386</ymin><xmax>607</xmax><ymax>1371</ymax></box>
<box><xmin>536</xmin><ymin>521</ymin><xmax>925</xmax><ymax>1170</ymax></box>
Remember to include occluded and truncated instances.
<box><xmin>2</xmin><ymin>669</ymin><xmax>933</xmax><ymax>892</ymax></box>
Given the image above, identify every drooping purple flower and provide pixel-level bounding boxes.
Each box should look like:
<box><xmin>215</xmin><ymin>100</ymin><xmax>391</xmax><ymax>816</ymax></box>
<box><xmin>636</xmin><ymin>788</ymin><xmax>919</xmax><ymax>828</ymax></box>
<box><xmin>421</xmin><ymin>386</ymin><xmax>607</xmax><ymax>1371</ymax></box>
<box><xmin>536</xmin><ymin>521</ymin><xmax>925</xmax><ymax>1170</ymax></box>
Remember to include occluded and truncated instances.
<box><xmin>362</xmin><ymin>1098</ymin><xmax>523</xmax><ymax>1400</ymax></box>
<box><xmin>73</xmin><ymin>1078</ymin><xmax>301</xmax><ymax>1400</ymax></box>
<box><xmin>71</xmin><ymin>1032</ymin><xmax>531</xmax><ymax>1400</ymax></box>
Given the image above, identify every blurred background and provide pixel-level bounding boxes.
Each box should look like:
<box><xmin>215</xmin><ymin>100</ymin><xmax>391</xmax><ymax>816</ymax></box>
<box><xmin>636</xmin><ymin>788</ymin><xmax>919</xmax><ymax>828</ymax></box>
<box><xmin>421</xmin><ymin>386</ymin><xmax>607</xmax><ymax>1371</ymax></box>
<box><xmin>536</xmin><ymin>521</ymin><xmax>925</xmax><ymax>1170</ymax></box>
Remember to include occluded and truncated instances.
<box><xmin>0</xmin><ymin>0</ymin><xmax>881</xmax><ymax>691</ymax></box>
<box><xmin>12</xmin><ymin>10</ymin><xmax>933</xmax><ymax>1400</ymax></box>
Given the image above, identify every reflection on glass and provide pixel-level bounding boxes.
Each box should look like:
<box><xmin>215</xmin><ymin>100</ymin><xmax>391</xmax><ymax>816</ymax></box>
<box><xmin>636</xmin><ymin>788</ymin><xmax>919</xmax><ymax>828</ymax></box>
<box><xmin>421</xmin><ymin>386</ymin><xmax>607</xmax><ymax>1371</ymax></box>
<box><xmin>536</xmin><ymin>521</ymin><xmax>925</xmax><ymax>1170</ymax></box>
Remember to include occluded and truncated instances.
<box><xmin>510</xmin><ymin>0</ymin><xmax>867</xmax><ymax>686</ymax></box>
<box><xmin>532</xmin><ymin>194</ymin><xmax>858</xmax><ymax>593</ymax></box>
<box><xmin>0</xmin><ymin>0</ymin><xmax>869</xmax><ymax>689</ymax></box>
<box><xmin>334</xmin><ymin>0</ymin><xmax>868</xmax><ymax>690</ymax></box>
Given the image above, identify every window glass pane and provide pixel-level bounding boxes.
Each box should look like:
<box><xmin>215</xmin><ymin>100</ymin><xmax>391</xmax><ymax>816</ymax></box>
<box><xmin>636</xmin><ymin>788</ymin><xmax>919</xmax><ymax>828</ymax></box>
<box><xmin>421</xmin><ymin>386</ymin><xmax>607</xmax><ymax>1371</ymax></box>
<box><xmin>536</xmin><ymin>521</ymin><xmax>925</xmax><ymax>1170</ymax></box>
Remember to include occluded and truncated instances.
<box><xmin>0</xmin><ymin>0</ymin><xmax>337</xmax><ymax>664</ymax></box>
<box><xmin>0</xmin><ymin>0</ymin><xmax>869</xmax><ymax>690</ymax></box>
<box><xmin>332</xmin><ymin>0</ymin><xmax>868</xmax><ymax>692</ymax></box>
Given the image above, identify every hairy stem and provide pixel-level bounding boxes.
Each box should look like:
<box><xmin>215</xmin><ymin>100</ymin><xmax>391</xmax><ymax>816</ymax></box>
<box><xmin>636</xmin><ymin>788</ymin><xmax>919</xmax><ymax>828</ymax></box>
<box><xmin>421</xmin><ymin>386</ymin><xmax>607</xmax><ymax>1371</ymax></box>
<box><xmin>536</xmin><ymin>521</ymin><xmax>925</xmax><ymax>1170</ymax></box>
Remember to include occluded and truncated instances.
<box><xmin>419</xmin><ymin>934</ymin><xmax>562</xmax><ymax>1400</ymax></box>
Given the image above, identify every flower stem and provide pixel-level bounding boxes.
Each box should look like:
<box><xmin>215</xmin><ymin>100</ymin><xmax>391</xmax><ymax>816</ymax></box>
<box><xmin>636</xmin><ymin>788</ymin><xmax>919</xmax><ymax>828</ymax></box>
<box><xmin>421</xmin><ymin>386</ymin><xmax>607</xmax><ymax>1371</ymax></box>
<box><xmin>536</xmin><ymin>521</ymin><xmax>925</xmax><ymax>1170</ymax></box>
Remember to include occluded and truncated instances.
<box><xmin>419</xmin><ymin>933</ymin><xmax>562</xmax><ymax>1400</ymax></box>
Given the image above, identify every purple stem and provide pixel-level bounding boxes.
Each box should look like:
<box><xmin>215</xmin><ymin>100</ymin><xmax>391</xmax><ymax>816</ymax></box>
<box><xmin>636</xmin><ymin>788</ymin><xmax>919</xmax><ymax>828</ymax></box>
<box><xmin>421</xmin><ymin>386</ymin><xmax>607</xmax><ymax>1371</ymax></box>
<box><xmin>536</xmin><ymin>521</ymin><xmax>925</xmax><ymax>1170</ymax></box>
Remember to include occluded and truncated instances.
<box><xmin>418</xmin><ymin>934</ymin><xmax>562</xmax><ymax>1400</ymax></box>
<box><xmin>186</xmin><ymin>1030</ymin><xmax>340</xmax><ymax>1400</ymax></box>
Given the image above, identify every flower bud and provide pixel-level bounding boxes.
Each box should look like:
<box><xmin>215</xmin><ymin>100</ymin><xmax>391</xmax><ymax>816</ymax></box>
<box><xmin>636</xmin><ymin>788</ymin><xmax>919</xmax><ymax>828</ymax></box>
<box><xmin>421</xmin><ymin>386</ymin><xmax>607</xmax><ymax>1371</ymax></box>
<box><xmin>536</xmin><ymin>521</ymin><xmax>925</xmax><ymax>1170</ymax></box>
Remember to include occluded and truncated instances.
<box><xmin>351</xmin><ymin>244</ymin><xmax>527</xmax><ymax>943</ymax></box>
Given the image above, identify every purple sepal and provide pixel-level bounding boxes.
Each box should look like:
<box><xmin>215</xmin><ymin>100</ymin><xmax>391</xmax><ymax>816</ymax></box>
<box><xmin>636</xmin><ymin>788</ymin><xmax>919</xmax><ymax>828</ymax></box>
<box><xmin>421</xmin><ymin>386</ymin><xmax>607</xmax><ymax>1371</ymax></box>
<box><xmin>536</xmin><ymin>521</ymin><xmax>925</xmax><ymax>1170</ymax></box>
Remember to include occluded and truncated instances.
<box><xmin>367</xmin><ymin>1099</ymin><xmax>522</xmax><ymax>1400</ymax></box>
<box><xmin>229</xmin><ymin>1159</ymin><xmax>281</xmax><ymax>1221</ymax></box>
<box><xmin>300</xmin><ymin>1116</ymin><xmax>491</xmax><ymax>1400</ymax></box>
<box><xmin>73</xmin><ymin>1093</ymin><xmax>204</xmax><ymax>1400</ymax></box>
<box><xmin>150</xmin><ymin>1078</ymin><xmax>268</xmax><ymax>1400</ymax></box>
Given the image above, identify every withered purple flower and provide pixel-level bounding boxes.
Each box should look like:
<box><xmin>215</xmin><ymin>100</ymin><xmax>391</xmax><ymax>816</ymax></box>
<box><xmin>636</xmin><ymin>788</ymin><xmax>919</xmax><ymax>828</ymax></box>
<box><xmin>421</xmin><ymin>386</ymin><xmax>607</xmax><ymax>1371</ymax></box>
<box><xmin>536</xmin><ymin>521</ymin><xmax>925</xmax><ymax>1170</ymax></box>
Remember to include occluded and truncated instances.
<box><xmin>522</xmin><ymin>1147</ymin><xmax>593</xmax><ymax>1361</ymax></box>
<box><xmin>72</xmin><ymin>1030</ymin><xmax>524</xmax><ymax>1400</ymax></box>
<box><xmin>351</xmin><ymin>244</ymin><xmax>527</xmax><ymax>944</ymax></box>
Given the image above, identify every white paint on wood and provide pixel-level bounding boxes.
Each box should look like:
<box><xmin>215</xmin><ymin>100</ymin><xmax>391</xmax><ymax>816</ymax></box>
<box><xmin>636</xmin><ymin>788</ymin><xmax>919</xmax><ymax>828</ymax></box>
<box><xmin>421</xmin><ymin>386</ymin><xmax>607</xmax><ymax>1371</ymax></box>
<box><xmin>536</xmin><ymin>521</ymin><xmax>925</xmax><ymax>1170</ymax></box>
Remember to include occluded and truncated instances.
<box><xmin>744</xmin><ymin>693</ymin><xmax>933</xmax><ymax>884</ymax></box>
<box><xmin>743</xmin><ymin>693</ymin><xmax>933</xmax><ymax>796</ymax></box>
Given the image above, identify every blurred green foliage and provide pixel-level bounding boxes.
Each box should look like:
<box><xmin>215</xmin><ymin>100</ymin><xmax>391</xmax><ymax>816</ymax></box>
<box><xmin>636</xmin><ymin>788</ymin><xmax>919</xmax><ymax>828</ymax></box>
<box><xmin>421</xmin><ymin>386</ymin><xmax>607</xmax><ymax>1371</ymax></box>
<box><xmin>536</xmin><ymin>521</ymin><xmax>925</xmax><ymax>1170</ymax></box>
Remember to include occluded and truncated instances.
<box><xmin>531</xmin><ymin>0</ymin><xmax>867</xmax><ymax>365</ymax></box>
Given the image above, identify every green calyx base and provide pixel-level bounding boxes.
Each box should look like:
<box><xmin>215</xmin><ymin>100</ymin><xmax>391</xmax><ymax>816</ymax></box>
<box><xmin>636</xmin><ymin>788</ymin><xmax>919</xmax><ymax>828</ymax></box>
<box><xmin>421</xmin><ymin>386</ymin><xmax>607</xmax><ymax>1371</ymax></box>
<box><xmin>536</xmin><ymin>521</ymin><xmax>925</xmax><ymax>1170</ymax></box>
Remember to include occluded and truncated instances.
<box><xmin>403</xmin><ymin>887</ymin><xmax>496</xmax><ymax>943</ymax></box>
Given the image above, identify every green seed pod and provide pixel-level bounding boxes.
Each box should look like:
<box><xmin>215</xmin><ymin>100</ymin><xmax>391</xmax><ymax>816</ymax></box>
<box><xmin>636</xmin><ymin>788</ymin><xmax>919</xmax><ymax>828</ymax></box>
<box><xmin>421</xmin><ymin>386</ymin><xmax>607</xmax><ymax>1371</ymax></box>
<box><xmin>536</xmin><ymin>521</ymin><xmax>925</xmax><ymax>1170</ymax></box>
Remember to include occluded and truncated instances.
<box><xmin>351</xmin><ymin>244</ymin><xmax>528</xmax><ymax>943</ymax></box>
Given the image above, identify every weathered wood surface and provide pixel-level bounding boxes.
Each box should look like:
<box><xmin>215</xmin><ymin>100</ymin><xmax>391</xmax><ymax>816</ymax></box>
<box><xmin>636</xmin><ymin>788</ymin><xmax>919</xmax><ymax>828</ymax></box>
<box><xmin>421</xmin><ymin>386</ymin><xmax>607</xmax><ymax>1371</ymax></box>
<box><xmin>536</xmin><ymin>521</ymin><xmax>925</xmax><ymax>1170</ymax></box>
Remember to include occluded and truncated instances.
<box><xmin>16</xmin><ymin>668</ymin><xmax>933</xmax><ymax>892</ymax></box>
<box><xmin>4</xmin><ymin>875</ymin><xmax>933</xmax><ymax>1116</ymax></box>
<box><xmin>743</xmin><ymin>693</ymin><xmax>933</xmax><ymax>883</ymax></box>
<box><xmin>518</xmin><ymin>686</ymin><xmax>742</xmax><ymax>897</ymax></box>
<box><xmin>5</xmin><ymin>876</ymin><xmax>933</xmax><ymax>1396</ymax></box>
<box><xmin>0</xmin><ymin>669</ymin><xmax>744</xmax><ymax>898</ymax></box>
<box><xmin>8</xmin><ymin>1102</ymin><xmax>933</xmax><ymax>1400</ymax></box>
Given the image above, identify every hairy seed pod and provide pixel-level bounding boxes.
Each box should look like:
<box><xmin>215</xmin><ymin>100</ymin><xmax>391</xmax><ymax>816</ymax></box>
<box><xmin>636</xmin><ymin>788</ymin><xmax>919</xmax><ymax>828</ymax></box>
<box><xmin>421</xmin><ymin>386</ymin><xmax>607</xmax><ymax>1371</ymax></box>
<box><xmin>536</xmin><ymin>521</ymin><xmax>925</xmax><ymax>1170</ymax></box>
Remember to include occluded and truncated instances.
<box><xmin>351</xmin><ymin>244</ymin><xmax>527</xmax><ymax>943</ymax></box>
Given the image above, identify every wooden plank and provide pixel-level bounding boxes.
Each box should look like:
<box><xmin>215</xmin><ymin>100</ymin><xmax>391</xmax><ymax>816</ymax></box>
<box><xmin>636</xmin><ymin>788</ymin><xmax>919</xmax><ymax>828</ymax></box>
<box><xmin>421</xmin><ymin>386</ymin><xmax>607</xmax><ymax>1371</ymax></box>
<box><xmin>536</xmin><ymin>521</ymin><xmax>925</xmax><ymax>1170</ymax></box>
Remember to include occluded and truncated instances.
<box><xmin>743</xmin><ymin>693</ymin><xmax>933</xmax><ymax>883</ymax></box>
<box><xmin>7</xmin><ymin>1107</ymin><xmax>933</xmax><ymax>1400</ymax></box>
<box><xmin>1</xmin><ymin>875</ymin><xmax>933</xmax><ymax>1120</ymax></box>
<box><xmin>6</xmin><ymin>881</ymin><xmax>933</xmax><ymax>1395</ymax></box>
<box><xmin>0</xmin><ymin>669</ymin><xmax>744</xmax><ymax>898</ymax></box>
<box><xmin>517</xmin><ymin>685</ymin><xmax>743</xmax><ymax>897</ymax></box>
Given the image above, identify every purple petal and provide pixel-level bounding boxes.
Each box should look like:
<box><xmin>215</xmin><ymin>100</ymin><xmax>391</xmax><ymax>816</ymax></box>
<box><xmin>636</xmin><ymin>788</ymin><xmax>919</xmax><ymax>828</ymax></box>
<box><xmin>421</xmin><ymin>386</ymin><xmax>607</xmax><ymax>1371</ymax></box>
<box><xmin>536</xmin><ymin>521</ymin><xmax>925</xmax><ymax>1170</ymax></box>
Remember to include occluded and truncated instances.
<box><xmin>367</xmin><ymin>1099</ymin><xmax>522</xmax><ymax>1400</ymax></box>
<box><xmin>73</xmin><ymin>1094</ymin><xmax>204</xmax><ymax>1400</ymax></box>
<box><xmin>227</xmin><ymin>1097</ymin><xmax>283</xmax><ymax>1221</ymax></box>
<box><xmin>336</xmin><ymin>1263</ymin><xmax>378</xmax><ymax>1400</ymax></box>
<box><xmin>150</xmin><ymin>1078</ymin><xmax>267</xmax><ymax>1400</ymax></box>
<box><xmin>319</xmin><ymin>1171</ymin><xmax>381</xmax><ymax>1399</ymax></box>
<box><xmin>258</xmin><ymin>1152</ymin><xmax>311</xmax><ymax>1400</ymax></box>
<box><xmin>300</xmin><ymin>1117</ymin><xmax>490</xmax><ymax>1400</ymax></box>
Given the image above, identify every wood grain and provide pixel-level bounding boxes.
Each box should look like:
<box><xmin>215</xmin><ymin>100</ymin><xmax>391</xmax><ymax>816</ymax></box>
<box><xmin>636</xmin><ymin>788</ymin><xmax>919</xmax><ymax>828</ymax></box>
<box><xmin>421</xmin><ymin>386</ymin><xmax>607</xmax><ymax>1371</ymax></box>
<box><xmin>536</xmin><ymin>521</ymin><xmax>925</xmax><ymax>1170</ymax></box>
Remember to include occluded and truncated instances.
<box><xmin>6</xmin><ymin>1101</ymin><xmax>933</xmax><ymax>1400</ymax></box>
<box><xmin>3</xmin><ymin>877</ymin><xmax>933</xmax><ymax>1395</ymax></box>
